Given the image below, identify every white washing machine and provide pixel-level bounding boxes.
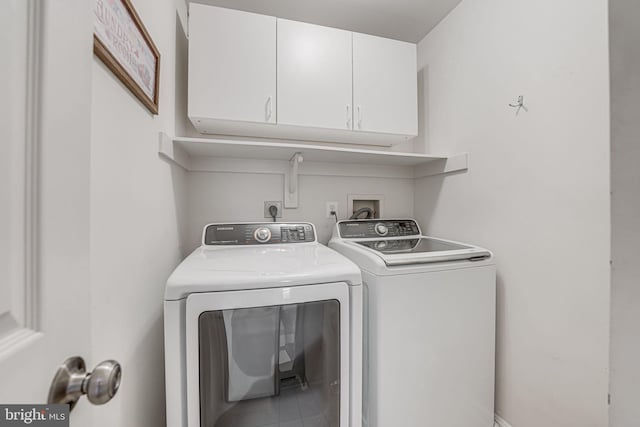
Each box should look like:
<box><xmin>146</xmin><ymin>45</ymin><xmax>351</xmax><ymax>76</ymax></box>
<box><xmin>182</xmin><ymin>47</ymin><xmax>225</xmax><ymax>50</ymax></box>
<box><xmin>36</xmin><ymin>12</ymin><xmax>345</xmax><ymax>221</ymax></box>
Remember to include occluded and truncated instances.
<box><xmin>164</xmin><ymin>222</ymin><xmax>363</xmax><ymax>427</ymax></box>
<box><xmin>329</xmin><ymin>219</ymin><xmax>496</xmax><ymax>427</ymax></box>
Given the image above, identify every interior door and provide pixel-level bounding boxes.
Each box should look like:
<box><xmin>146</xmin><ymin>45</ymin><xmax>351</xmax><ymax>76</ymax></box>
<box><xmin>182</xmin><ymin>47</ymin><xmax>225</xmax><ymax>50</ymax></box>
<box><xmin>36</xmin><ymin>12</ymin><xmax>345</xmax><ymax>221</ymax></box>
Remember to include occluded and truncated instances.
<box><xmin>277</xmin><ymin>19</ymin><xmax>353</xmax><ymax>131</ymax></box>
<box><xmin>353</xmin><ymin>32</ymin><xmax>418</xmax><ymax>136</ymax></box>
<box><xmin>0</xmin><ymin>0</ymin><xmax>93</xmax><ymax>423</ymax></box>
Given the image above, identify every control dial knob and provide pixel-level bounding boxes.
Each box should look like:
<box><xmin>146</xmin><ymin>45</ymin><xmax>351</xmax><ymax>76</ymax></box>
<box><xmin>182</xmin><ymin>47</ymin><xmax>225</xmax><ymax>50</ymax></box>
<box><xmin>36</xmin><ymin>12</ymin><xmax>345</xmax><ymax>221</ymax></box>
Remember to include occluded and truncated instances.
<box><xmin>254</xmin><ymin>227</ymin><xmax>272</xmax><ymax>243</ymax></box>
<box><xmin>374</xmin><ymin>223</ymin><xmax>389</xmax><ymax>236</ymax></box>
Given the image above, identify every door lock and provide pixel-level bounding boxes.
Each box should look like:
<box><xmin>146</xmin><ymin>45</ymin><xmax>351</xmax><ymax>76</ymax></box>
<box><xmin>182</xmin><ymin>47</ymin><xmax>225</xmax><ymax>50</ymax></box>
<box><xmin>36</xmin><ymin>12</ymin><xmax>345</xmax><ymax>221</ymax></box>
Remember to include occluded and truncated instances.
<box><xmin>47</xmin><ymin>356</ymin><xmax>121</xmax><ymax>411</ymax></box>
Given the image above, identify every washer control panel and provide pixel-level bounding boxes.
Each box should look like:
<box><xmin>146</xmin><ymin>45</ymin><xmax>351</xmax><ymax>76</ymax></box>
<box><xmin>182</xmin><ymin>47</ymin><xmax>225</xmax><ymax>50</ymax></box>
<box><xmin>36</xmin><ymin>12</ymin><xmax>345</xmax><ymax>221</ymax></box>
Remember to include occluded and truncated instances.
<box><xmin>204</xmin><ymin>223</ymin><xmax>316</xmax><ymax>245</ymax></box>
<box><xmin>338</xmin><ymin>219</ymin><xmax>420</xmax><ymax>239</ymax></box>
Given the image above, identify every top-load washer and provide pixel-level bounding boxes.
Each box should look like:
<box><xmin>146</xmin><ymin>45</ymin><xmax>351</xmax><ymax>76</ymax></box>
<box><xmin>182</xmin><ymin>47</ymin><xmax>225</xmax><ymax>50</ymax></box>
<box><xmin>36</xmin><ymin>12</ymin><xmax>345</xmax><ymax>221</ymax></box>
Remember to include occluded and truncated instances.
<box><xmin>164</xmin><ymin>222</ymin><xmax>362</xmax><ymax>427</ymax></box>
<box><xmin>329</xmin><ymin>219</ymin><xmax>496</xmax><ymax>427</ymax></box>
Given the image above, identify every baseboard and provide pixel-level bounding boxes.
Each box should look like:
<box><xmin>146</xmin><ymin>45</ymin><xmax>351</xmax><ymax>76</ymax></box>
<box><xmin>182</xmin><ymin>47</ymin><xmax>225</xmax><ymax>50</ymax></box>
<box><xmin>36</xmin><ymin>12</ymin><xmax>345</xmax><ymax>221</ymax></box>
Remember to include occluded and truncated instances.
<box><xmin>495</xmin><ymin>414</ymin><xmax>514</xmax><ymax>427</ymax></box>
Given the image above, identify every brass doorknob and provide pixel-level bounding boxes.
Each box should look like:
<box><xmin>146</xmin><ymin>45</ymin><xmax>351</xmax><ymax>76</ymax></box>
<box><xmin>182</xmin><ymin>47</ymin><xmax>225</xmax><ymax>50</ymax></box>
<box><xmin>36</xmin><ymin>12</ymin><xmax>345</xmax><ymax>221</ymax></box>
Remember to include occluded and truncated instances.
<box><xmin>47</xmin><ymin>357</ymin><xmax>122</xmax><ymax>411</ymax></box>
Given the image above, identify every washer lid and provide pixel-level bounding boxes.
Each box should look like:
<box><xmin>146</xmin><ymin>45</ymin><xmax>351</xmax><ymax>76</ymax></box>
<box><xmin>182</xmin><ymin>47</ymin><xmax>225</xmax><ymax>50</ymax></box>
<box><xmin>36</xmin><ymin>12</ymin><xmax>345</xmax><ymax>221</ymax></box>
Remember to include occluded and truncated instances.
<box><xmin>351</xmin><ymin>237</ymin><xmax>491</xmax><ymax>266</ymax></box>
<box><xmin>165</xmin><ymin>243</ymin><xmax>362</xmax><ymax>300</ymax></box>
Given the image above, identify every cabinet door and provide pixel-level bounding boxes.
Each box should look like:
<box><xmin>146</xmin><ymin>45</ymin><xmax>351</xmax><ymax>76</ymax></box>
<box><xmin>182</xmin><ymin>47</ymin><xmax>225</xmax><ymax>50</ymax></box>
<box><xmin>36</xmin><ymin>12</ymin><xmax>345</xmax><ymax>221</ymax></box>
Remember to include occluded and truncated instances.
<box><xmin>188</xmin><ymin>4</ymin><xmax>276</xmax><ymax>124</ymax></box>
<box><xmin>353</xmin><ymin>33</ymin><xmax>418</xmax><ymax>136</ymax></box>
<box><xmin>277</xmin><ymin>19</ymin><xmax>353</xmax><ymax>130</ymax></box>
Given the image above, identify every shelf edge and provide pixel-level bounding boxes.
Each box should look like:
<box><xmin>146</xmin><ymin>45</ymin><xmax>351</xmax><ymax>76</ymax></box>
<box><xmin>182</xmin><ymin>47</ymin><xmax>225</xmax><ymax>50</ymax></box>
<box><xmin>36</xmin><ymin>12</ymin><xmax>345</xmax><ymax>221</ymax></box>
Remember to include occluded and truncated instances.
<box><xmin>171</xmin><ymin>134</ymin><xmax>445</xmax><ymax>163</ymax></box>
<box><xmin>159</xmin><ymin>132</ymin><xmax>191</xmax><ymax>170</ymax></box>
<box><xmin>159</xmin><ymin>133</ymin><xmax>468</xmax><ymax>178</ymax></box>
<box><xmin>413</xmin><ymin>153</ymin><xmax>468</xmax><ymax>178</ymax></box>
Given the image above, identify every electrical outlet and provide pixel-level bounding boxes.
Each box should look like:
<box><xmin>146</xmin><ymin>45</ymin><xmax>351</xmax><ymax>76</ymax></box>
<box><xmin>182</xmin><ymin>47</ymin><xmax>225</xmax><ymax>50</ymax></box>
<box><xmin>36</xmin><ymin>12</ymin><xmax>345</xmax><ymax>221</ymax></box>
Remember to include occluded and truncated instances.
<box><xmin>326</xmin><ymin>201</ymin><xmax>339</xmax><ymax>219</ymax></box>
<box><xmin>264</xmin><ymin>201</ymin><xmax>282</xmax><ymax>219</ymax></box>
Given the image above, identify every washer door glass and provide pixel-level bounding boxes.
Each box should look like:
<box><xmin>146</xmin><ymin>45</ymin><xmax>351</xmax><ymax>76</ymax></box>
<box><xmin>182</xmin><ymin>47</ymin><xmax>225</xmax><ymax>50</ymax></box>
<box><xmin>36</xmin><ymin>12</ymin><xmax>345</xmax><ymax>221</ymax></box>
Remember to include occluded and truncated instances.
<box><xmin>198</xmin><ymin>300</ymin><xmax>340</xmax><ymax>427</ymax></box>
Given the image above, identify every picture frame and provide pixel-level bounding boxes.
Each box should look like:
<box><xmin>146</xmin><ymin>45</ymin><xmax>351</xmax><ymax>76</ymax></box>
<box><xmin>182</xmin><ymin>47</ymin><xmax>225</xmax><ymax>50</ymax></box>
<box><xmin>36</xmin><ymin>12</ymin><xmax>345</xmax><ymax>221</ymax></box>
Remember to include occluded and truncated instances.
<box><xmin>93</xmin><ymin>0</ymin><xmax>160</xmax><ymax>114</ymax></box>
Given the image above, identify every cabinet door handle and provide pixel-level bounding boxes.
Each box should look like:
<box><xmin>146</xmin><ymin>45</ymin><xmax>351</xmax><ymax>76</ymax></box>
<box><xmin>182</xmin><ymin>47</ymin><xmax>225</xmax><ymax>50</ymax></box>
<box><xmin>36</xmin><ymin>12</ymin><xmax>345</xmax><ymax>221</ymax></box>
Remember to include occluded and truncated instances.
<box><xmin>266</xmin><ymin>96</ymin><xmax>273</xmax><ymax>122</ymax></box>
<box><xmin>346</xmin><ymin>104</ymin><xmax>351</xmax><ymax>129</ymax></box>
<box><xmin>357</xmin><ymin>105</ymin><xmax>362</xmax><ymax>129</ymax></box>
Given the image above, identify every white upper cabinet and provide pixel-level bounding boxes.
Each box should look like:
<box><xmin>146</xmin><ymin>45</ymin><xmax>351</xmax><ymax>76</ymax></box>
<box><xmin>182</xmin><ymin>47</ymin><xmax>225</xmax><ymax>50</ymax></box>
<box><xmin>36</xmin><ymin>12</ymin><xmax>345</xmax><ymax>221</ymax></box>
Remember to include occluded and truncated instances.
<box><xmin>277</xmin><ymin>19</ymin><xmax>353</xmax><ymax>131</ymax></box>
<box><xmin>187</xmin><ymin>5</ymin><xmax>418</xmax><ymax>146</ymax></box>
<box><xmin>353</xmin><ymin>33</ymin><xmax>418</xmax><ymax>136</ymax></box>
<box><xmin>188</xmin><ymin>4</ymin><xmax>276</xmax><ymax>125</ymax></box>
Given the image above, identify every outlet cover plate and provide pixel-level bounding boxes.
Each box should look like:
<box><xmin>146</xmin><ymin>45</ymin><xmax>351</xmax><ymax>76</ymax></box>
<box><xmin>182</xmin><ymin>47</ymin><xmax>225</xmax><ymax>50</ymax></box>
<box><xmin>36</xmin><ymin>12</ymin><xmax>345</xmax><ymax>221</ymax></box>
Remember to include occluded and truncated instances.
<box><xmin>264</xmin><ymin>201</ymin><xmax>283</xmax><ymax>218</ymax></box>
<box><xmin>326</xmin><ymin>201</ymin><xmax>339</xmax><ymax>218</ymax></box>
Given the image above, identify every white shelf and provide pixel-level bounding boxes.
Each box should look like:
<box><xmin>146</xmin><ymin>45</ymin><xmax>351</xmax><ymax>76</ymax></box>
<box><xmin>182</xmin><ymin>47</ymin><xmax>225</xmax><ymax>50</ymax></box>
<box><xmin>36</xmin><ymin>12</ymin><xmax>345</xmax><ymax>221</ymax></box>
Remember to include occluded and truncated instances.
<box><xmin>158</xmin><ymin>133</ymin><xmax>467</xmax><ymax>179</ymax></box>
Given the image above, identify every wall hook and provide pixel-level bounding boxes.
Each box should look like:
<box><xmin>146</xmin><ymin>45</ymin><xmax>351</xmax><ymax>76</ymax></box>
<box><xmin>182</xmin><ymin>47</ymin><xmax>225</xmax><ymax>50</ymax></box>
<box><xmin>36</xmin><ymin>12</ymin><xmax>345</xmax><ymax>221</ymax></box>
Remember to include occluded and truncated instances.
<box><xmin>509</xmin><ymin>95</ymin><xmax>528</xmax><ymax>115</ymax></box>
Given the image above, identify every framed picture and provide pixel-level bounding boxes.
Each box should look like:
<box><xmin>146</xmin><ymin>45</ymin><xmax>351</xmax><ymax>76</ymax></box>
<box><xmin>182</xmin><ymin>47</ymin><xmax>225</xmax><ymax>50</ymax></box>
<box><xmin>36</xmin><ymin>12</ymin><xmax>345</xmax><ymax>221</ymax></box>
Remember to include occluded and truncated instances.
<box><xmin>93</xmin><ymin>0</ymin><xmax>160</xmax><ymax>114</ymax></box>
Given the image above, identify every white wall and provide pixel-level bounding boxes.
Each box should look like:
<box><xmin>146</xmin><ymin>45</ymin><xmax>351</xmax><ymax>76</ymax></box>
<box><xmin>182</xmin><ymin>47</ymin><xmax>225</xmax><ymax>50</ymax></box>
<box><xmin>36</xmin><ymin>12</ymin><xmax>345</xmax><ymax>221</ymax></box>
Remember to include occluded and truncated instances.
<box><xmin>414</xmin><ymin>1</ymin><xmax>610</xmax><ymax>426</ymax></box>
<box><xmin>609</xmin><ymin>0</ymin><xmax>640</xmax><ymax>425</ymax></box>
<box><xmin>89</xmin><ymin>0</ymin><xmax>187</xmax><ymax>425</ymax></box>
<box><xmin>185</xmin><ymin>173</ymin><xmax>414</xmax><ymax>249</ymax></box>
